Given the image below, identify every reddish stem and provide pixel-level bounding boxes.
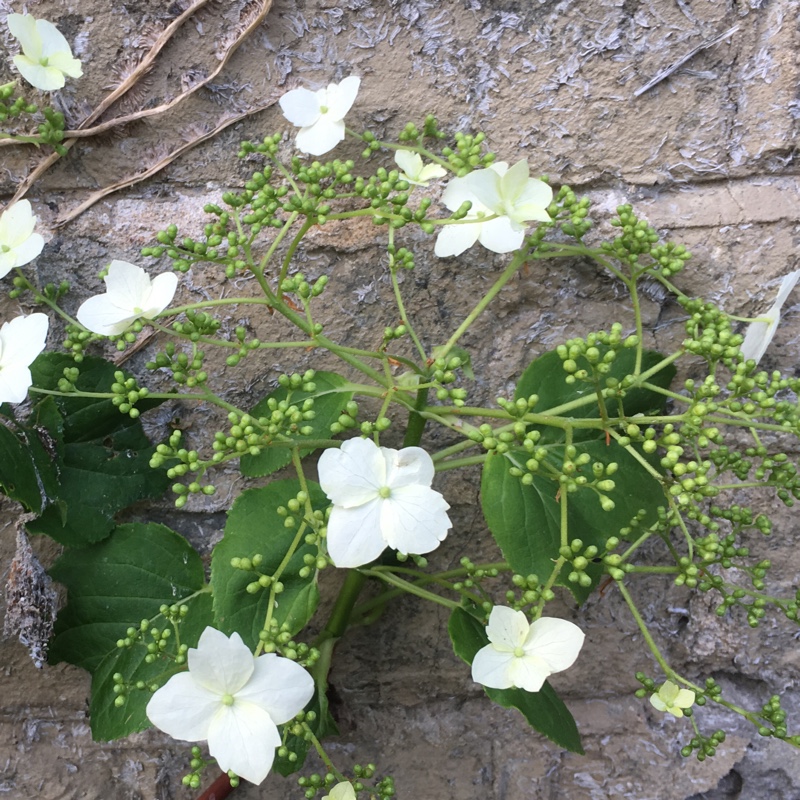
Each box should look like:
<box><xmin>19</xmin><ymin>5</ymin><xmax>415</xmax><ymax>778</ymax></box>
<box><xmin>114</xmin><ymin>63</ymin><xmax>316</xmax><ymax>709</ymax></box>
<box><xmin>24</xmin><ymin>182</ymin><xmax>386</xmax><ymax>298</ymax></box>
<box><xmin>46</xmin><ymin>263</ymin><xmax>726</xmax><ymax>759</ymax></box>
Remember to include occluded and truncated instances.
<box><xmin>197</xmin><ymin>772</ymin><xmax>237</xmax><ymax>800</ymax></box>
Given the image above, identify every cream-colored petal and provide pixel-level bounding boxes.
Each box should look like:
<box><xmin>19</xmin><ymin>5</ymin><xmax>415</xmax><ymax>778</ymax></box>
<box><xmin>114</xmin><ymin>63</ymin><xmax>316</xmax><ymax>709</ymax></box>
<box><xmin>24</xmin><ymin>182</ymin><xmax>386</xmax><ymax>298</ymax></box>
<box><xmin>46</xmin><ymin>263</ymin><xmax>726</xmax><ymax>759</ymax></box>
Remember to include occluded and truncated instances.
<box><xmin>141</xmin><ymin>271</ymin><xmax>178</xmax><ymax>318</ymax></box>
<box><xmin>0</xmin><ymin>313</ymin><xmax>48</xmax><ymax>370</ymax></box>
<box><xmin>279</xmin><ymin>87</ymin><xmax>321</xmax><ymax>127</ymax></box>
<box><xmin>434</xmin><ymin>220</ymin><xmax>482</xmax><ymax>257</ymax></box>
<box><xmin>13</xmin><ymin>56</ymin><xmax>65</xmax><ymax>91</ymax></box>
<box><xmin>383</xmin><ymin>445</ymin><xmax>435</xmax><ymax>488</ymax></box>
<box><xmin>7</xmin><ymin>14</ymin><xmax>42</xmax><ymax>60</ymax></box>
<box><xmin>188</xmin><ymin>628</ymin><xmax>254</xmax><ymax>696</ymax></box>
<box><xmin>471</xmin><ymin>643</ymin><xmax>515</xmax><ymax>689</ymax></box>
<box><xmin>477</xmin><ymin>215</ymin><xmax>524</xmax><ymax>253</ymax></box>
<box><xmin>524</xmin><ymin>617</ymin><xmax>585</xmax><ymax>673</ymax></box>
<box><xmin>485</xmin><ymin>606</ymin><xmax>530</xmax><ymax>650</ymax></box>
<box><xmin>740</xmin><ymin>271</ymin><xmax>800</xmax><ymax>364</ymax></box>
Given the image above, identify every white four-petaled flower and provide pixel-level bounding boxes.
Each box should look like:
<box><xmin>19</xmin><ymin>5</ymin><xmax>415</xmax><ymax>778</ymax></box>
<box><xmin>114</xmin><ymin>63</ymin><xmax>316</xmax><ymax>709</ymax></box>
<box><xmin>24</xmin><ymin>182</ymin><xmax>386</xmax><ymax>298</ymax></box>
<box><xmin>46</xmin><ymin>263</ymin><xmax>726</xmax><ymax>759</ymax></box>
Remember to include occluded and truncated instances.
<box><xmin>649</xmin><ymin>680</ymin><xmax>695</xmax><ymax>718</ymax></box>
<box><xmin>0</xmin><ymin>200</ymin><xmax>45</xmax><ymax>278</ymax></box>
<box><xmin>394</xmin><ymin>150</ymin><xmax>447</xmax><ymax>187</ymax></box>
<box><xmin>471</xmin><ymin>606</ymin><xmax>585</xmax><ymax>693</ymax></box>
<box><xmin>7</xmin><ymin>14</ymin><xmax>83</xmax><ymax>92</ymax></box>
<box><xmin>0</xmin><ymin>313</ymin><xmax>49</xmax><ymax>404</ymax></box>
<box><xmin>77</xmin><ymin>260</ymin><xmax>178</xmax><ymax>336</ymax></box>
<box><xmin>739</xmin><ymin>270</ymin><xmax>800</xmax><ymax>365</ymax></box>
<box><xmin>146</xmin><ymin>627</ymin><xmax>314</xmax><ymax>785</ymax></box>
<box><xmin>279</xmin><ymin>76</ymin><xmax>360</xmax><ymax>156</ymax></box>
<box><xmin>435</xmin><ymin>160</ymin><xmax>553</xmax><ymax>257</ymax></box>
<box><xmin>317</xmin><ymin>437</ymin><xmax>452</xmax><ymax>568</ymax></box>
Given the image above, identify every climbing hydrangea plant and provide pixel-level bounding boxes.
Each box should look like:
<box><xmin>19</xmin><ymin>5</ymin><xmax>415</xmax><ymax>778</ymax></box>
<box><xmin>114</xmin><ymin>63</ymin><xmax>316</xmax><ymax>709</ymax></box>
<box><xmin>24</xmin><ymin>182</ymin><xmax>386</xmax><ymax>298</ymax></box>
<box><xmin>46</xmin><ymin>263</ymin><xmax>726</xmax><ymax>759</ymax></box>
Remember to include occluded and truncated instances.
<box><xmin>2</xmin><ymin>18</ymin><xmax>800</xmax><ymax>798</ymax></box>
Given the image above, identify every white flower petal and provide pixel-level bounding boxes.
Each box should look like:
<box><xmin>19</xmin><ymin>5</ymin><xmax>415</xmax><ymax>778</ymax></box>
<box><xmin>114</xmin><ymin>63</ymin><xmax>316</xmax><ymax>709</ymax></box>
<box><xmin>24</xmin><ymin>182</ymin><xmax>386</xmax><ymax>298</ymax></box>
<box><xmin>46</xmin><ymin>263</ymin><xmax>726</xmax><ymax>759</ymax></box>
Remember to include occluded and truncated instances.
<box><xmin>485</xmin><ymin>606</ymin><xmax>530</xmax><ymax>651</ymax></box>
<box><xmin>395</xmin><ymin>150</ymin><xmax>422</xmax><ymax>178</ymax></box>
<box><xmin>104</xmin><ymin>260</ymin><xmax>155</xmax><ymax>308</ymax></box>
<box><xmin>440</xmin><ymin>175</ymin><xmax>480</xmax><ymax>214</ymax></box>
<box><xmin>464</xmin><ymin>167</ymin><xmax>503</xmax><ymax>211</ymax></box>
<box><xmin>326</xmin><ymin>500</ymin><xmax>387</xmax><ymax>568</ymax></box>
<box><xmin>146</xmin><ymin>672</ymin><xmax>220</xmax><ymax>741</ymax></box>
<box><xmin>142</xmin><ymin>271</ymin><xmax>178</xmax><ymax>318</ymax></box>
<box><xmin>471</xmin><ymin>643</ymin><xmax>514</xmax><ymax>689</ymax></box>
<box><xmin>318</xmin><ymin>438</ymin><xmax>385</xmax><ymax>507</ymax></box>
<box><xmin>326</xmin><ymin>781</ymin><xmax>358</xmax><ymax>800</ymax></box>
<box><xmin>676</xmin><ymin>688</ymin><xmax>696</xmax><ymax>708</ymax></box>
<box><xmin>434</xmin><ymin>221</ymin><xmax>482</xmax><ymax>257</ymax></box>
<box><xmin>515</xmin><ymin>179</ymin><xmax>554</xmax><ymax>215</ymax></box>
<box><xmin>296</xmin><ymin>118</ymin><xmax>346</xmax><ymax>156</ymax></box>
<box><xmin>507</xmin><ymin>652</ymin><xmax>552</xmax><ymax>692</ymax></box>
<box><xmin>380</xmin><ymin>484</ymin><xmax>451</xmax><ymax>555</ymax></box>
<box><xmin>207</xmin><ymin>702</ymin><xmax>281</xmax><ymax>785</ymax></box>
<box><xmin>7</xmin><ymin>15</ymin><xmax>41</xmax><ymax>59</ymax></box>
<box><xmin>477</xmin><ymin>215</ymin><xmax>525</xmax><ymax>254</ymax></box>
<box><xmin>0</xmin><ymin>252</ymin><xmax>16</xmax><ymax>279</ymax></box>
<box><xmin>740</xmin><ymin>270</ymin><xmax>800</xmax><ymax>364</ymax></box>
<box><xmin>524</xmin><ymin>617</ymin><xmax>585</xmax><ymax>673</ymax></box>
<box><xmin>0</xmin><ymin>313</ymin><xmax>49</xmax><ymax>370</ymax></box>
<box><xmin>189</xmin><ymin>628</ymin><xmax>254</xmax><ymax>695</ymax></box>
<box><xmin>0</xmin><ymin>200</ymin><xmax>36</xmax><ymax>244</ymax></box>
<box><xmin>236</xmin><ymin>653</ymin><xmax>314</xmax><ymax>724</ymax></box>
<box><xmin>499</xmin><ymin>159</ymin><xmax>532</xmax><ymax>203</ymax></box>
<box><xmin>326</xmin><ymin>75</ymin><xmax>360</xmax><ymax>121</ymax></box>
<box><xmin>13</xmin><ymin>58</ymin><xmax>66</xmax><ymax>91</ymax></box>
<box><xmin>47</xmin><ymin>50</ymin><xmax>83</xmax><ymax>79</ymax></box>
<box><xmin>383</xmin><ymin>445</ymin><xmax>435</xmax><ymax>488</ymax></box>
<box><xmin>36</xmin><ymin>19</ymin><xmax>73</xmax><ymax>58</ymax></box>
<box><xmin>0</xmin><ymin>365</ymin><xmax>33</xmax><ymax>404</ymax></box>
<box><xmin>279</xmin><ymin>87</ymin><xmax>321</xmax><ymax>128</ymax></box>
<box><xmin>649</xmin><ymin>693</ymin><xmax>668</xmax><ymax>713</ymax></box>
<box><xmin>8</xmin><ymin>232</ymin><xmax>44</xmax><ymax>269</ymax></box>
<box><xmin>419</xmin><ymin>163</ymin><xmax>447</xmax><ymax>182</ymax></box>
<box><xmin>76</xmin><ymin>294</ymin><xmax>137</xmax><ymax>336</ymax></box>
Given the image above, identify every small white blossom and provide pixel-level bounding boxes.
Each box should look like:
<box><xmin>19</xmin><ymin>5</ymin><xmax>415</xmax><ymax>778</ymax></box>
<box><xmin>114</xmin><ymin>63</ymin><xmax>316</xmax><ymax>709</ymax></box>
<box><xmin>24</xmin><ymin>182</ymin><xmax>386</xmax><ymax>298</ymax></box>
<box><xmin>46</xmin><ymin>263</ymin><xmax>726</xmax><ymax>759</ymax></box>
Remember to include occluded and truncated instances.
<box><xmin>471</xmin><ymin>606</ymin><xmax>585</xmax><ymax>693</ymax></box>
<box><xmin>146</xmin><ymin>627</ymin><xmax>314</xmax><ymax>785</ymax></box>
<box><xmin>7</xmin><ymin>14</ymin><xmax>83</xmax><ymax>92</ymax></box>
<box><xmin>435</xmin><ymin>160</ymin><xmax>553</xmax><ymax>257</ymax></box>
<box><xmin>394</xmin><ymin>150</ymin><xmax>447</xmax><ymax>187</ymax></box>
<box><xmin>317</xmin><ymin>437</ymin><xmax>452</xmax><ymax>568</ymax></box>
<box><xmin>323</xmin><ymin>782</ymin><xmax>357</xmax><ymax>800</ymax></box>
<box><xmin>649</xmin><ymin>680</ymin><xmax>695</xmax><ymax>718</ymax></box>
<box><xmin>0</xmin><ymin>313</ymin><xmax>49</xmax><ymax>404</ymax></box>
<box><xmin>279</xmin><ymin>76</ymin><xmax>360</xmax><ymax>156</ymax></box>
<box><xmin>77</xmin><ymin>260</ymin><xmax>178</xmax><ymax>336</ymax></box>
<box><xmin>739</xmin><ymin>270</ymin><xmax>800</xmax><ymax>365</ymax></box>
<box><xmin>0</xmin><ymin>200</ymin><xmax>45</xmax><ymax>278</ymax></box>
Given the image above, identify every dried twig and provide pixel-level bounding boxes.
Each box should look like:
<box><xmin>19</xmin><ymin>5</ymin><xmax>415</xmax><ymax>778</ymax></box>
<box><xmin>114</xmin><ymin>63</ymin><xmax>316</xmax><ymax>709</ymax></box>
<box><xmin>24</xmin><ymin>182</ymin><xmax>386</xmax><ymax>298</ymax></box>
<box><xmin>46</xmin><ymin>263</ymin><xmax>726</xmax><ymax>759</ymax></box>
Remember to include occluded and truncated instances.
<box><xmin>54</xmin><ymin>98</ymin><xmax>279</xmax><ymax>226</ymax></box>
<box><xmin>633</xmin><ymin>24</ymin><xmax>740</xmax><ymax>97</ymax></box>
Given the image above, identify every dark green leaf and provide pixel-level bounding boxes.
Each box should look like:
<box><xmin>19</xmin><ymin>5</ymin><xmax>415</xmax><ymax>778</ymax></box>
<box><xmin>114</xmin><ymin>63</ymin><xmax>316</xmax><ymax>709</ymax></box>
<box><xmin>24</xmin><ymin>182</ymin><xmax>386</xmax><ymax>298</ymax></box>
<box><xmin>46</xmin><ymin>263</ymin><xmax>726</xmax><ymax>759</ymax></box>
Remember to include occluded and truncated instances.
<box><xmin>210</xmin><ymin>479</ymin><xmax>325</xmax><ymax>649</ymax></box>
<box><xmin>448</xmin><ymin>607</ymin><xmax>583</xmax><ymax>753</ymax></box>
<box><xmin>515</xmin><ymin>347</ymin><xmax>675</xmax><ymax>443</ymax></box>
<box><xmin>0</xmin><ymin>422</ymin><xmax>46</xmax><ymax>513</ymax></box>
<box><xmin>27</xmin><ymin>442</ymin><xmax>169</xmax><ymax>546</ymax></box>
<box><xmin>481</xmin><ymin>441</ymin><xmax>664</xmax><ymax>601</ymax></box>
<box><xmin>241</xmin><ymin>372</ymin><xmax>353</xmax><ymax>478</ymax></box>
<box><xmin>49</xmin><ymin>522</ymin><xmax>210</xmax><ymax>673</ymax></box>
<box><xmin>30</xmin><ymin>352</ymin><xmax>162</xmax><ymax>443</ymax></box>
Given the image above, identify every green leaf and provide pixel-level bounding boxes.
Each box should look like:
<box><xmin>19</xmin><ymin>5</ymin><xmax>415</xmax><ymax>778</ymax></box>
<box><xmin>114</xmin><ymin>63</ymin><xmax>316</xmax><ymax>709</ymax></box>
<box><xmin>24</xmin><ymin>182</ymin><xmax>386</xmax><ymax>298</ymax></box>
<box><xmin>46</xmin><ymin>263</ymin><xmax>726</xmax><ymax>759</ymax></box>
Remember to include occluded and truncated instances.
<box><xmin>481</xmin><ymin>441</ymin><xmax>664</xmax><ymax>601</ymax></box>
<box><xmin>241</xmin><ymin>372</ymin><xmax>353</xmax><ymax>478</ymax></box>
<box><xmin>27</xmin><ymin>441</ymin><xmax>170</xmax><ymax>547</ymax></box>
<box><xmin>515</xmin><ymin>347</ymin><xmax>675</xmax><ymax>443</ymax></box>
<box><xmin>210</xmin><ymin>479</ymin><xmax>325</xmax><ymax>649</ymax></box>
<box><xmin>448</xmin><ymin>607</ymin><xmax>583</xmax><ymax>754</ymax></box>
<box><xmin>49</xmin><ymin>522</ymin><xmax>210</xmax><ymax>672</ymax></box>
<box><xmin>30</xmin><ymin>352</ymin><xmax>162</xmax><ymax>443</ymax></box>
<box><xmin>0</xmin><ymin>421</ymin><xmax>48</xmax><ymax>513</ymax></box>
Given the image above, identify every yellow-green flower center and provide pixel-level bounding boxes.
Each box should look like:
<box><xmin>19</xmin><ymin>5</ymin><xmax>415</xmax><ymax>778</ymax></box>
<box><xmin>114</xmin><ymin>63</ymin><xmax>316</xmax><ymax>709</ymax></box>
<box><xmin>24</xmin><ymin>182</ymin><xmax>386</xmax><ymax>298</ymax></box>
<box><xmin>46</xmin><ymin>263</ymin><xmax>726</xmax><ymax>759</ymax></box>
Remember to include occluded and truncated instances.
<box><xmin>0</xmin><ymin>245</ymin><xmax>9</xmax><ymax>253</ymax></box>
<box><xmin>39</xmin><ymin>56</ymin><xmax>49</xmax><ymax>67</ymax></box>
<box><xmin>221</xmin><ymin>693</ymin><xmax>235</xmax><ymax>706</ymax></box>
<box><xmin>378</xmin><ymin>486</ymin><xmax>391</xmax><ymax>499</ymax></box>
<box><xmin>320</xmin><ymin>105</ymin><xmax>329</xmax><ymax>114</ymax></box>
<box><xmin>513</xmin><ymin>646</ymin><xmax>525</xmax><ymax>658</ymax></box>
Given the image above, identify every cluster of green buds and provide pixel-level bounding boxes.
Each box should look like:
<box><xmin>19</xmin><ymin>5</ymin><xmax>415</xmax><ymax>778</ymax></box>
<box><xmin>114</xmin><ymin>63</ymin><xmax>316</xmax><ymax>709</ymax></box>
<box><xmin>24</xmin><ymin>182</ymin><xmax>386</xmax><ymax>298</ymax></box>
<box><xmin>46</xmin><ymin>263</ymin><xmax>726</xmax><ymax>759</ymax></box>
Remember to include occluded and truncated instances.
<box><xmin>397</xmin><ymin>114</ymin><xmax>446</xmax><ymax>144</ymax></box>
<box><xmin>429</xmin><ymin>354</ymin><xmax>468</xmax><ymax>406</ymax></box>
<box><xmin>0</xmin><ymin>80</ymin><xmax>36</xmax><ymax>120</ymax></box>
<box><xmin>559</xmin><ymin>538</ymin><xmax>600</xmax><ymax>588</ymax></box>
<box><xmin>253</xmin><ymin>616</ymin><xmax>319</xmax><ymax>666</ymax></box>
<box><xmin>278</xmin><ymin>709</ymin><xmax>320</xmax><ymax>767</ymax></box>
<box><xmin>146</xmin><ymin>341</ymin><xmax>208</xmax><ymax>386</ymax></box>
<box><xmin>110</xmin><ymin>370</ymin><xmax>150</xmax><ymax>418</ymax></box>
<box><xmin>299</xmin><ymin>765</ymin><xmax>395</xmax><ymax>800</ymax></box>
<box><xmin>557</xmin><ymin>325</ymin><xmax>638</xmax><ymax>386</ymax></box>
<box><xmin>602</xmin><ymin>205</ymin><xmax>663</xmax><ymax>272</ymax></box>
<box><xmin>758</xmin><ymin>695</ymin><xmax>799</xmax><ymax>742</ymax></box>
<box><xmin>181</xmin><ymin>747</ymin><xmax>222</xmax><ymax>790</ymax></box>
<box><xmin>150</xmin><ymin>429</ymin><xmax>216</xmax><ymax>507</ymax></box>
<box><xmin>441</xmin><ymin>131</ymin><xmax>495</xmax><ymax>175</ymax></box>
<box><xmin>280</xmin><ymin>272</ymin><xmax>329</xmax><ymax>316</ymax></box>
<box><xmin>679</xmin><ymin>297</ymin><xmax>742</xmax><ymax>363</ymax></box>
<box><xmin>552</xmin><ymin>184</ymin><xmax>591</xmax><ymax>240</ymax></box>
<box><xmin>504</xmin><ymin>572</ymin><xmax>553</xmax><ymax>611</ymax></box>
<box><xmin>61</xmin><ymin>324</ymin><xmax>94</xmax><ymax>362</ymax></box>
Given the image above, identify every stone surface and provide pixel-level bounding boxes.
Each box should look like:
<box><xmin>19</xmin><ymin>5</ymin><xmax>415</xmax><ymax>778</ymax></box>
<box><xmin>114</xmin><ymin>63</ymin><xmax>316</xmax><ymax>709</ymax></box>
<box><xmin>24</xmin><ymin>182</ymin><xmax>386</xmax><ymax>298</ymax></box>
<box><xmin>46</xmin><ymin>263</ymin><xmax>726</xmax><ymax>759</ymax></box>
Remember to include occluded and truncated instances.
<box><xmin>1</xmin><ymin>0</ymin><xmax>799</xmax><ymax>798</ymax></box>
